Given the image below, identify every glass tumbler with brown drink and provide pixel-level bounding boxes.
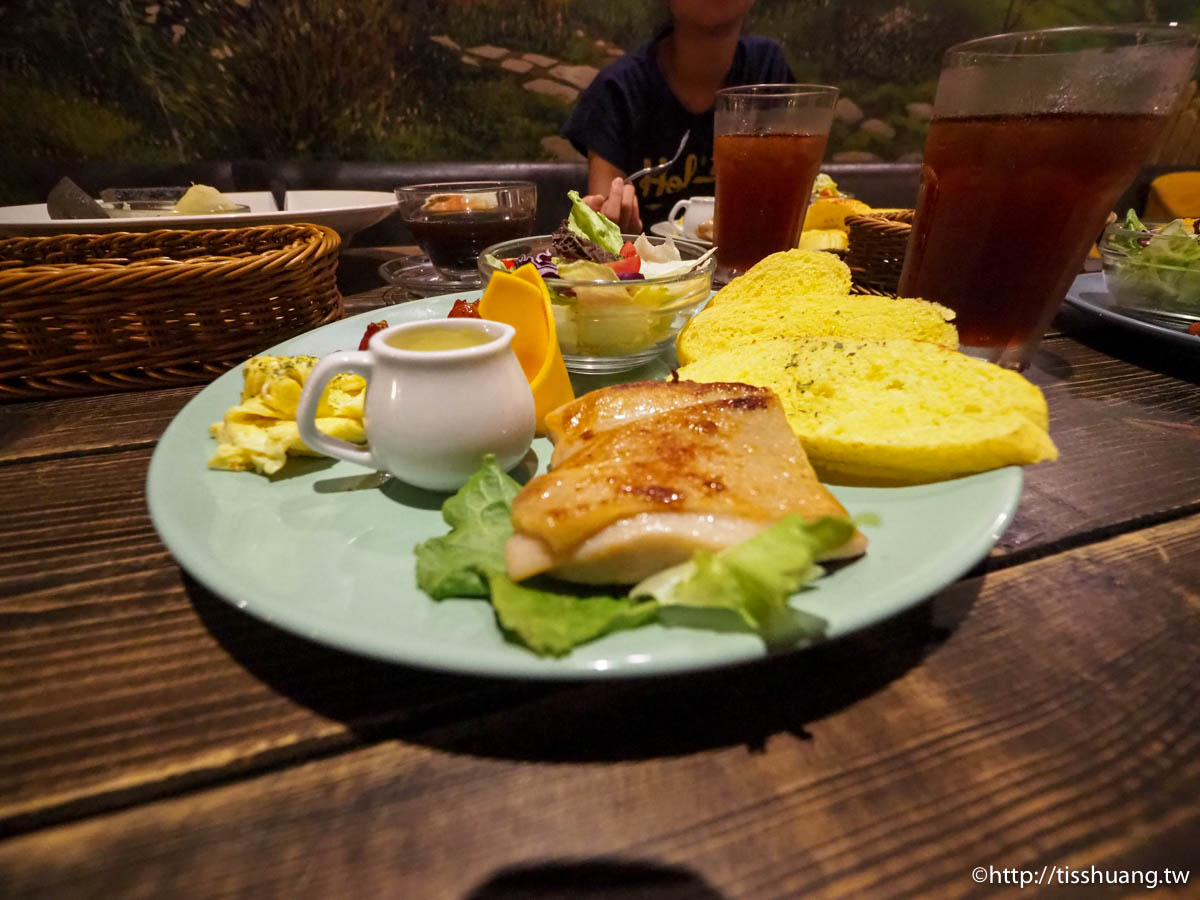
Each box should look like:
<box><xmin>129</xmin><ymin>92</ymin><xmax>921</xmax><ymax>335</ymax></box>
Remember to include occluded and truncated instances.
<box><xmin>396</xmin><ymin>181</ymin><xmax>537</xmax><ymax>287</ymax></box>
<box><xmin>898</xmin><ymin>25</ymin><xmax>1200</xmax><ymax>370</ymax></box>
<box><xmin>713</xmin><ymin>84</ymin><xmax>838</xmax><ymax>282</ymax></box>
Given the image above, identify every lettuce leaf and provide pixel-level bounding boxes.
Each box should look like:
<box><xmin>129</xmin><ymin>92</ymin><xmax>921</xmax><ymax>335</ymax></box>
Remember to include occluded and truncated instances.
<box><xmin>566</xmin><ymin>189</ymin><xmax>623</xmax><ymax>256</ymax></box>
<box><xmin>556</xmin><ymin>259</ymin><xmax>619</xmax><ymax>282</ymax></box>
<box><xmin>630</xmin><ymin>284</ymin><xmax>672</xmax><ymax>307</ymax></box>
<box><xmin>632</xmin><ymin>516</ymin><xmax>855</xmax><ymax>646</ymax></box>
<box><xmin>413</xmin><ymin>456</ymin><xmax>521</xmax><ymax>600</ymax></box>
<box><xmin>414</xmin><ymin>460</ymin><xmax>858</xmax><ymax>656</ymax></box>
<box><xmin>413</xmin><ymin>457</ymin><xmax>658</xmax><ymax>656</ymax></box>
<box><xmin>488</xmin><ymin>573</ymin><xmax>658</xmax><ymax>657</ymax></box>
<box><xmin>1123</xmin><ymin>208</ymin><xmax>1146</xmax><ymax>233</ymax></box>
<box><xmin>1109</xmin><ymin>209</ymin><xmax>1200</xmax><ymax>313</ymax></box>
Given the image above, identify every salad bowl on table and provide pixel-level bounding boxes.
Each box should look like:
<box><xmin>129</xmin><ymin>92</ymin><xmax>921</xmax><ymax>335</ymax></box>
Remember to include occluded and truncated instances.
<box><xmin>480</xmin><ymin>232</ymin><xmax>714</xmax><ymax>373</ymax></box>
<box><xmin>1099</xmin><ymin>212</ymin><xmax>1200</xmax><ymax>326</ymax></box>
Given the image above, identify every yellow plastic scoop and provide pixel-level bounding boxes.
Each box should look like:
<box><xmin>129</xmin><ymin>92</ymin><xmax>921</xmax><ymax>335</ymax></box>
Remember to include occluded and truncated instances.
<box><xmin>479</xmin><ymin>265</ymin><xmax>574</xmax><ymax>432</ymax></box>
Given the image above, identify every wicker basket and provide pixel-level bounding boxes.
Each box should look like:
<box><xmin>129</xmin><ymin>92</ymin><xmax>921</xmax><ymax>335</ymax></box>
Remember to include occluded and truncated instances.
<box><xmin>0</xmin><ymin>224</ymin><xmax>342</xmax><ymax>399</ymax></box>
<box><xmin>846</xmin><ymin>209</ymin><xmax>915</xmax><ymax>297</ymax></box>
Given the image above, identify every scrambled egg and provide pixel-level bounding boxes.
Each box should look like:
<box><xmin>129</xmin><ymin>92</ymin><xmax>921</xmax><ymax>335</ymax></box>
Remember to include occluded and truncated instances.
<box><xmin>208</xmin><ymin>355</ymin><xmax>366</xmax><ymax>475</ymax></box>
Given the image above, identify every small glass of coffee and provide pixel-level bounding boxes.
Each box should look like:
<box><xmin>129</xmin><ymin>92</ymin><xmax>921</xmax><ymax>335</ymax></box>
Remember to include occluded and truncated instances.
<box><xmin>396</xmin><ymin>181</ymin><xmax>538</xmax><ymax>284</ymax></box>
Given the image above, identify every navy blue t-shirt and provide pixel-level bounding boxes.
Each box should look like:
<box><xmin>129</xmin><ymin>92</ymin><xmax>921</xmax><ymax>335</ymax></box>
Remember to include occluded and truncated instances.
<box><xmin>562</xmin><ymin>32</ymin><xmax>794</xmax><ymax>225</ymax></box>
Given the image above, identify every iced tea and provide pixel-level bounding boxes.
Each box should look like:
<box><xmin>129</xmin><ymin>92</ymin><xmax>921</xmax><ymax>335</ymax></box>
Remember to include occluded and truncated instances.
<box><xmin>898</xmin><ymin>25</ymin><xmax>1198</xmax><ymax>368</ymax></box>
<box><xmin>713</xmin><ymin>84</ymin><xmax>837</xmax><ymax>280</ymax></box>
<box><xmin>899</xmin><ymin>112</ymin><xmax>1167</xmax><ymax>350</ymax></box>
<box><xmin>714</xmin><ymin>132</ymin><xmax>827</xmax><ymax>274</ymax></box>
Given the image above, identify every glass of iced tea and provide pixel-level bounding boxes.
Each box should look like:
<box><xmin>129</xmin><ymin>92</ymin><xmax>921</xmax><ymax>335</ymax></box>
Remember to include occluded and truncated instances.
<box><xmin>898</xmin><ymin>25</ymin><xmax>1199</xmax><ymax>369</ymax></box>
<box><xmin>713</xmin><ymin>84</ymin><xmax>838</xmax><ymax>281</ymax></box>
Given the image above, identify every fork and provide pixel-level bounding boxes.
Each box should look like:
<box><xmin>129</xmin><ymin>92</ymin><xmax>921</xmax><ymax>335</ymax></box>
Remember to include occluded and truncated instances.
<box><xmin>625</xmin><ymin>130</ymin><xmax>691</xmax><ymax>183</ymax></box>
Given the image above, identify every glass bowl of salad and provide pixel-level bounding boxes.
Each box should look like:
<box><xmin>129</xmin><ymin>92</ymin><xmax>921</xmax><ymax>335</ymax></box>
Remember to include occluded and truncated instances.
<box><xmin>479</xmin><ymin>192</ymin><xmax>715</xmax><ymax>373</ymax></box>
<box><xmin>1099</xmin><ymin>212</ymin><xmax>1200</xmax><ymax>324</ymax></box>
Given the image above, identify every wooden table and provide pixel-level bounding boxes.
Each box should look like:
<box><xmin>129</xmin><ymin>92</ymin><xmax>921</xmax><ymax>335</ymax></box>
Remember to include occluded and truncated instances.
<box><xmin>2</xmin><ymin>274</ymin><xmax>1198</xmax><ymax>899</ymax></box>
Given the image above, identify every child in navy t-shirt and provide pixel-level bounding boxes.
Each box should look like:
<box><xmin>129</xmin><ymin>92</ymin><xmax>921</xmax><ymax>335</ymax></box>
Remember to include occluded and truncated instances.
<box><xmin>562</xmin><ymin>5</ymin><xmax>794</xmax><ymax>232</ymax></box>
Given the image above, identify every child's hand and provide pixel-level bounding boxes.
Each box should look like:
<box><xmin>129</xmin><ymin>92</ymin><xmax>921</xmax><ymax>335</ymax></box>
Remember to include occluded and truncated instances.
<box><xmin>581</xmin><ymin>176</ymin><xmax>643</xmax><ymax>234</ymax></box>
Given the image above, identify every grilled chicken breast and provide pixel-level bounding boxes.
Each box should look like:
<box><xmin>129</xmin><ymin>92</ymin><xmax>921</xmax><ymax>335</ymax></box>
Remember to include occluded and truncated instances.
<box><xmin>507</xmin><ymin>382</ymin><xmax>866</xmax><ymax>584</ymax></box>
<box><xmin>544</xmin><ymin>379</ymin><xmax>760</xmax><ymax>468</ymax></box>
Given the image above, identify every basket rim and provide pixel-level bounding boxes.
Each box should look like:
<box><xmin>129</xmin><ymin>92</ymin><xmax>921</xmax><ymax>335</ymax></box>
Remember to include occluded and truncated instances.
<box><xmin>0</xmin><ymin>218</ymin><xmax>344</xmax><ymax>399</ymax></box>
<box><xmin>0</xmin><ymin>221</ymin><xmax>337</xmax><ymax>243</ymax></box>
<box><xmin>845</xmin><ymin>209</ymin><xmax>914</xmax><ymax>222</ymax></box>
<box><xmin>0</xmin><ymin>223</ymin><xmax>340</xmax><ymax>280</ymax></box>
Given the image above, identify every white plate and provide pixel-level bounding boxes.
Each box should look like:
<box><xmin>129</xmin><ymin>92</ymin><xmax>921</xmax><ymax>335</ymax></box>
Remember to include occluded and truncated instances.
<box><xmin>1063</xmin><ymin>273</ymin><xmax>1199</xmax><ymax>350</ymax></box>
<box><xmin>650</xmin><ymin>220</ymin><xmax>711</xmax><ymax>246</ymax></box>
<box><xmin>147</xmin><ymin>293</ymin><xmax>1024</xmax><ymax>680</ymax></box>
<box><xmin>0</xmin><ymin>190</ymin><xmax>399</xmax><ymax>239</ymax></box>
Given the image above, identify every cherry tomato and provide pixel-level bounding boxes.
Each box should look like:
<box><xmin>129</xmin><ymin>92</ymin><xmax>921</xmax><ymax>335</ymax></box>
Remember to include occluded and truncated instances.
<box><xmin>604</xmin><ymin>254</ymin><xmax>640</xmax><ymax>276</ymax></box>
<box><xmin>502</xmin><ymin>257</ymin><xmax>518</xmax><ymax>269</ymax></box>
<box><xmin>357</xmin><ymin>320</ymin><xmax>388</xmax><ymax>350</ymax></box>
<box><xmin>1188</xmin><ymin>321</ymin><xmax>1200</xmax><ymax>337</ymax></box>
<box><xmin>619</xmin><ymin>241</ymin><xmax>637</xmax><ymax>259</ymax></box>
<box><xmin>448</xmin><ymin>299</ymin><xmax>481</xmax><ymax>319</ymax></box>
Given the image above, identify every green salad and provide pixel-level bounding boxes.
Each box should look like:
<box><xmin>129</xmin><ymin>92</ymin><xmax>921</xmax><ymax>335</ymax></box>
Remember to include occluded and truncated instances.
<box><xmin>1105</xmin><ymin>211</ymin><xmax>1200</xmax><ymax>314</ymax></box>
<box><xmin>414</xmin><ymin>457</ymin><xmax>857</xmax><ymax>657</ymax></box>
<box><xmin>483</xmin><ymin>192</ymin><xmax>712</xmax><ymax>357</ymax></box>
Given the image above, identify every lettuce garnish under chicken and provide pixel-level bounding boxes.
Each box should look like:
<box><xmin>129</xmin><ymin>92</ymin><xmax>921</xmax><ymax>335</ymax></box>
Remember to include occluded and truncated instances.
<box><xmin>414</xmin><ymin>456</ymin><xmax>857</xmax><ymax>657</ymax></box>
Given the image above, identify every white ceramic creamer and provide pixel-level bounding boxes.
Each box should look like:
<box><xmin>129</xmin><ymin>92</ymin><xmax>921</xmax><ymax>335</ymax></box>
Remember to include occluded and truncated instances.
<box><xmin>295</xmin><ymin>318</ymin><xmax>535</xmax><ymax>491</ymax></box>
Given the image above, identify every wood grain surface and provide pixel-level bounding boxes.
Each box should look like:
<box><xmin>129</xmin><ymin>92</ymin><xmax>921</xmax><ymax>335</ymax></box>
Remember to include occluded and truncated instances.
<box><xmin>1000</xmin><ymin>334</ymin><xmax>1200</xmax><ymax>562</ymax></box>
<box><xmin>1</xmin><ymin>333</ymin><xmax>1197</xmax><ymax>834</ymax></box>
<box><xmin>0</xmin><ymin>445</ymin><xmax>548</xmax><ymax>832</ymax></box>
<box><xmin>2</xmin><ymin>515</ymin><xmax>1196</xmax><ymax>898</ymax></box>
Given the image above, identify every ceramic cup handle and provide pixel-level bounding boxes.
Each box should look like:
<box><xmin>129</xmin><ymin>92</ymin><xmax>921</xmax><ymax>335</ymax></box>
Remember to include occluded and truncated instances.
<box><xmin>667</xmin><ymin>198</ymin><xmax>691</xmax><ymax>230</ymax></box>
<box><xmin>295</xmin><ymin>350</ymin><xmax>376</xmax><ymax>469</ymax></box>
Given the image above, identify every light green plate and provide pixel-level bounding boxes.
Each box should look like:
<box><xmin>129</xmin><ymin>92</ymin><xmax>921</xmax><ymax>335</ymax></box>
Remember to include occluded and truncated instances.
<box><xmin>147</xmin><ymin>294</ymin><xmax>1022</xmax><ymax>680</ymax></box>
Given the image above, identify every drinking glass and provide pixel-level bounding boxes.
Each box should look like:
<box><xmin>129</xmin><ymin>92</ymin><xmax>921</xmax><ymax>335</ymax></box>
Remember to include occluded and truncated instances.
<box><xmin>713</xmin><ymin>84</ymin><xmax>838</xmax><ymax>281</ymax></box>
<box><xmin>395</xmin><ymin>181</ymin><xmax>537</xmax><ymax>282</ymax></box>
<box><xmin>898</xmin><ymin>25</ymin><xmax>1200</xmax><ymax>370</ymax></box>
